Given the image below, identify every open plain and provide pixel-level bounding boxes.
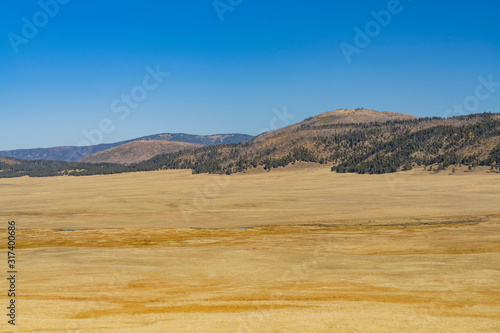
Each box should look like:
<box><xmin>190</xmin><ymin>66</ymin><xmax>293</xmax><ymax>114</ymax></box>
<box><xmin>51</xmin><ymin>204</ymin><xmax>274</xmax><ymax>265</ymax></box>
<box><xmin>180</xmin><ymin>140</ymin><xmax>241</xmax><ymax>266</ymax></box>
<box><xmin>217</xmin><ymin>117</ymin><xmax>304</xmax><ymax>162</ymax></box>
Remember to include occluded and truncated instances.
<box><xmin>0</xmin><ymin>165</ymin><xmax>499</xmax><ymax>332</ymax></box>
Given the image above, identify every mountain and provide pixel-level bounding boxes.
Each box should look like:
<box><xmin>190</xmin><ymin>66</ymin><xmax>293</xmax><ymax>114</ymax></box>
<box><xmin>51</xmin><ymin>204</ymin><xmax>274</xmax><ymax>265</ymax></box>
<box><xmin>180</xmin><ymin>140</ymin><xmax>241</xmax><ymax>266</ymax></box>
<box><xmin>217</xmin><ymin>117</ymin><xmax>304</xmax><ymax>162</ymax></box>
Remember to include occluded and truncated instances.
<box><xmin>1</xmin><ymin>109</ymin><xmax>499</xmax><ymax>178</ymax></box>
<box><xmin>133</xmin><ymin>109</ymin><xmax>499</xmax><ymax>175</ymax></box>
<box><xmin>253</xmin><ymin>108</ymin><xmax>417</xmax><ymax>144</ymax></box>
<box><xmin>0</xmin><ymin>133</ymin><xmax>254</xmax><ymax>162</ymax></box>
<box><xmin>81</xmin><ymin>140</ymin><xmax>202</xmax><ymax>164</ymax></box>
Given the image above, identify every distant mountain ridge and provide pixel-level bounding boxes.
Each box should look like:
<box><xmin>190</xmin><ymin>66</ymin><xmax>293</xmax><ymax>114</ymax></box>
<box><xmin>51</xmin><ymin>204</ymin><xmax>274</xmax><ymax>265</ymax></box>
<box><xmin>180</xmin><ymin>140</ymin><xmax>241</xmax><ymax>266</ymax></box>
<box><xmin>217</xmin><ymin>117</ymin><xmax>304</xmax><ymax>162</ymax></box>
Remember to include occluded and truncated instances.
<box><xmin>0</xmin><ymin>133</ymin><xmax>254</xmax><ymax>162</ymax></box>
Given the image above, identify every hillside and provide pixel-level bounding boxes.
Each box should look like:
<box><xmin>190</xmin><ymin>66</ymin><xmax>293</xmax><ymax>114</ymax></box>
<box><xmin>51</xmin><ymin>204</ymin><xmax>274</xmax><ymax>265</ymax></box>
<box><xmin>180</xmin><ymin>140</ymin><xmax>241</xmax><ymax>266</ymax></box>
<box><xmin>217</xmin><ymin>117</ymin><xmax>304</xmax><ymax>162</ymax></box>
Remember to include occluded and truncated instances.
<box><xmin>134</xmin><ymin>109</ymin><xmax>499</xmax><ymax>175</ymax></box>
<box><xmin>251</xmin><ymin>108</ymin><xmax>418</xmax><ymax>158</ymax></box>
<box><xmin>1</xmin><ymin>109</ymin><xmax>499</xmax><ymax>178</ymax></box>
<box><xmin>81</xmin><ymin>140</ymin><xmax>202</xmax><ymax>164</ymax></box>
<box><xmin>0</xmin><ymin>156</ymin><xmax>19</xmax><ymax>165</ymax></box>
<box><xmin>0</xmin><ymin>133</ymin><xmax>253</xmax><ymax>162</ymax></box>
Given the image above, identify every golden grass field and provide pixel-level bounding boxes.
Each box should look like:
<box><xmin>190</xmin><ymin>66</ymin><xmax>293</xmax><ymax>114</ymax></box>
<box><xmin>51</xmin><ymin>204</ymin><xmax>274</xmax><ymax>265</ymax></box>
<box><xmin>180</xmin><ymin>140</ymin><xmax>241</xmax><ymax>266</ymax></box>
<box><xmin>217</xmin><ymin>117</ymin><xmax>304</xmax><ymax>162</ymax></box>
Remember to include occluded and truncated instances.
<box><xmin>0</xmin><ymin>165</ymin><xmax>499</xmax><ymax>332</ymax></box>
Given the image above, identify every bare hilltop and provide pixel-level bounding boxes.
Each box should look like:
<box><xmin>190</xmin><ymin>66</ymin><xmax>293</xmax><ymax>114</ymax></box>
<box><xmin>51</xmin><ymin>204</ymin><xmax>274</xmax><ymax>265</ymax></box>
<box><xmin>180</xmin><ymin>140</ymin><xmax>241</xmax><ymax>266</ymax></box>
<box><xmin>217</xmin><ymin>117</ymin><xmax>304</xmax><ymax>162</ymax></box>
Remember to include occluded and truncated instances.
<box><xmin>81</xmin><ymin>140</ymin><xmax>202</xmax><ymax>164</ymax></box>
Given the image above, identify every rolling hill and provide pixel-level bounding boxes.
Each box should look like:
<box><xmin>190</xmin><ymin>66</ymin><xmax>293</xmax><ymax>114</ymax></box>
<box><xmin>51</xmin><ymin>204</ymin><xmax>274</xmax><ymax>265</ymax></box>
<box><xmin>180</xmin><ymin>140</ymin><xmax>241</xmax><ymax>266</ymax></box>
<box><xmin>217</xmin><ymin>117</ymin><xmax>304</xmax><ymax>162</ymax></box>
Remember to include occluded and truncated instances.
<box><xmin>0</xmin><ymin>133</ymin><xmax>253</xmax><ymax>162</ymax></box>
<box><xmin>81</xmin><ymin>140</ymin><xmax>202</xmax><ymax>164</ymax></box>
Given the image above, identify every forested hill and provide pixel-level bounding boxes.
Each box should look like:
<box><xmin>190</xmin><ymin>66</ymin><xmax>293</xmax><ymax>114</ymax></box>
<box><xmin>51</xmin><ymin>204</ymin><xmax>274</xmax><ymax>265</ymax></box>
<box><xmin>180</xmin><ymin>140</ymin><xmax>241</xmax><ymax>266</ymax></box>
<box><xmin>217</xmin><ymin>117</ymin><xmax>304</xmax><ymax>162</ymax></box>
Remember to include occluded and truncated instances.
<box><xmin>1</xmin><ymin>109</ymin><xmax>499</xmax><ymax>178</ymax></box>
<box><xmin>133</xmin><ymin>110</ymin><xmax>500</xmax><ymax>175</ymax></box>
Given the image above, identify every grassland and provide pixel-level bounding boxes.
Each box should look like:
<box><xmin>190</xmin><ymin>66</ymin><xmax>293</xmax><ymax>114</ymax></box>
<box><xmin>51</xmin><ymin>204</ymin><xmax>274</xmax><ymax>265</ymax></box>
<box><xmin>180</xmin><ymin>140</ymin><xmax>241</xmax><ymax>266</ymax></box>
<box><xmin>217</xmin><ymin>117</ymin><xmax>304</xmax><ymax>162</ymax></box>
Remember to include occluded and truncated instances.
<box><xmin>0</xmin><ymin>165</ymin><xmax>499</xmax><ymax>332</ymax></box>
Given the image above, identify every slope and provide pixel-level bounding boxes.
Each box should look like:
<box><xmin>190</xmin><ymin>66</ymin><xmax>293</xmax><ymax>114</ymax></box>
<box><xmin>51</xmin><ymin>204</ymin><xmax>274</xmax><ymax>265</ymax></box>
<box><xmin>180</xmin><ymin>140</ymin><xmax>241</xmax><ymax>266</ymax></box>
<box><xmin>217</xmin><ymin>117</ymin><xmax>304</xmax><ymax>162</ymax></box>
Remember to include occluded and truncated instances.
<box><xmin>81</xmin><ymin>140</ymin><xmax>202</xmax><ymax>164</ymax></box>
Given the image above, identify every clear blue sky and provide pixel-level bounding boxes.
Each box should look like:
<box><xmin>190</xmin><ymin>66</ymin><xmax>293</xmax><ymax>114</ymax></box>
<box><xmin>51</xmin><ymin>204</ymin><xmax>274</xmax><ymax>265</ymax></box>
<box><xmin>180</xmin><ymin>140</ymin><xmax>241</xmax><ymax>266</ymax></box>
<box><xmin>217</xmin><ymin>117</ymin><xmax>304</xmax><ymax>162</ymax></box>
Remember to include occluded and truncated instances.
<box><xmin>1</xmin><ymin>0</ymin><xmax>499</xmax><ymax>150</ymax></box>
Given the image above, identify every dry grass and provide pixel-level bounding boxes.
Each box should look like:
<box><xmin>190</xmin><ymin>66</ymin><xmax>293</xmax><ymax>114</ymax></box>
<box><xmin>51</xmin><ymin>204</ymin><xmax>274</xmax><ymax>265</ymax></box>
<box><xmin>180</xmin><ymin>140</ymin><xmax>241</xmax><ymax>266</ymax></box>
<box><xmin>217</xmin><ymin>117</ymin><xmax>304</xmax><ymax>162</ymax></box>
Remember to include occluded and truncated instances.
<box><xmin>1</xmin><ymin>166</ymin><xmax>499</xmax><ymax>230</ymax></box>
<box><xmin>0</xmin><ymin>167</ymin><xmax>499</xmax><ymax>332</ymax></box>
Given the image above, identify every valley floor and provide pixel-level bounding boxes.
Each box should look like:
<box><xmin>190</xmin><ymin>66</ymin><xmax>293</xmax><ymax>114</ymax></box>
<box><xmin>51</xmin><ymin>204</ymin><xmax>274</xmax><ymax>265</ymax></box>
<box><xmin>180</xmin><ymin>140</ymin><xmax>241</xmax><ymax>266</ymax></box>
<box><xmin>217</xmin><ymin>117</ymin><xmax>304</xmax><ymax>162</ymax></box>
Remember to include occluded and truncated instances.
<box><xmin>0</xmin><ymin>167</ymin><xmax>499</xmax><ymax>332</ymax></box>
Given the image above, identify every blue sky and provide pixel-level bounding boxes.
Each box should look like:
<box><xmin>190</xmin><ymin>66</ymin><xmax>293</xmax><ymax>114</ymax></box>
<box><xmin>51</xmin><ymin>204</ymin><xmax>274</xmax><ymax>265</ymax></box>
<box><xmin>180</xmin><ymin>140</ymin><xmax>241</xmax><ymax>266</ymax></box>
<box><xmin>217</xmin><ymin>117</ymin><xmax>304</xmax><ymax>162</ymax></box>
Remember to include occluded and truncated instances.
<box><xmin>1</xmin><ymin>0</ymin><xmax>499</xmax><ymax>150</ymax></box>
